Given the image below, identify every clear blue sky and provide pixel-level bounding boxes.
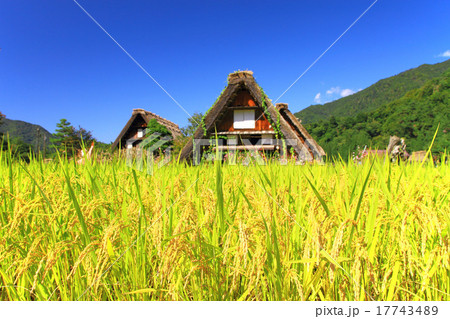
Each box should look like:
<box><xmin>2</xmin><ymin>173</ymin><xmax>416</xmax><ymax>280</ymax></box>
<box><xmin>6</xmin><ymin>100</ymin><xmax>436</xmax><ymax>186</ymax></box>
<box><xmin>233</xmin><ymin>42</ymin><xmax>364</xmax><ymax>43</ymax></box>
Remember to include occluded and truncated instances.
<box><xmin>1</xmin><ymin>0</ymin><xmax>449</xmax><ymax>143</ymax></box>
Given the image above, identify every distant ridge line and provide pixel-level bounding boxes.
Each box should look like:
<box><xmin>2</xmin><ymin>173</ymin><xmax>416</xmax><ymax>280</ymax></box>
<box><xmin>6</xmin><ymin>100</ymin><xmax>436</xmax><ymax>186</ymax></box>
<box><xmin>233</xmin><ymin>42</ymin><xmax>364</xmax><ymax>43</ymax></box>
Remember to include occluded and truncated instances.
<box><xmin>295</xmin><ymin>59</ymin><xmax>450</xmax><ymax>124</ymax></box>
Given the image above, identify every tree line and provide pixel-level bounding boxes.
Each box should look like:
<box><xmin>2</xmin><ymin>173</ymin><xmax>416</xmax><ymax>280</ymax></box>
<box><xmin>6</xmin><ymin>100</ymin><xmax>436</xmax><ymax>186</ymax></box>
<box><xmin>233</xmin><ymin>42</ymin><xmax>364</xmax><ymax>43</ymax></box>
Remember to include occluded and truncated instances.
<box><xmin>0</xmin><ymin>115</ymin><xmax>104</xmax><ymax>161</ymax></box>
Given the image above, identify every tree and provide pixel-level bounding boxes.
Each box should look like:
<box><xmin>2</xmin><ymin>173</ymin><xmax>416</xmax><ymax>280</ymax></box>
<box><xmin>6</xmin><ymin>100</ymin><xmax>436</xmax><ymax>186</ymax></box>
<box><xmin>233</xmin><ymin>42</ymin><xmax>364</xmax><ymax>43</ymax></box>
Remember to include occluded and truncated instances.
<box><xmin>181</xmin><ymin>112</ymin><xmax>203</xmax><ymax>137</ymax></box>
<box><xmin>51</xmin><ymin>119</ymin><xmax>77</xmax><ymax>155</ymax></box>
<box><xmin>11</xmin><ymin>137</ymin><xmax>34</xmax><ymax>162</ymax></box>
<box><xmin>144</xmin><ymin>119</ymin><xmax>173</xmax><ymax>153</ymax></box>
<box><xmin>0</xmin><ymin>112</ymin><xmax>4</xmax><ymax>136</ymax></box>
<box><xmin>75</xmin><ymin>125</ymin><xmax>95</xmax><ymax>149</ymax></box>
<box><xmin>51</xmin><ymin>119</ymin><xmax>96</xmax><ymax>156</ymax></box>
<box><xmin>329</xmin><ymin>116</ymin><xmax>338</xmax><ymax>129</ymax></box>
<box><xmin>173</xmin><ymin>113</ymin><xmax>203</xmax><ymax>156</ymax></box>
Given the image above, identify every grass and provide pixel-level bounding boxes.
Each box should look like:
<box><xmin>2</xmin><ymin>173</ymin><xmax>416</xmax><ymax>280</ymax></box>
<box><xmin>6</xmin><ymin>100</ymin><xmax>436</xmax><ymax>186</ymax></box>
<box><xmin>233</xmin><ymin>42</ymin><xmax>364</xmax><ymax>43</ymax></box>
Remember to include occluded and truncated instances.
<box><xmin>0</xmin><ymin>149</ymin><xmax>449</xmax><ymax>300</ymax></box>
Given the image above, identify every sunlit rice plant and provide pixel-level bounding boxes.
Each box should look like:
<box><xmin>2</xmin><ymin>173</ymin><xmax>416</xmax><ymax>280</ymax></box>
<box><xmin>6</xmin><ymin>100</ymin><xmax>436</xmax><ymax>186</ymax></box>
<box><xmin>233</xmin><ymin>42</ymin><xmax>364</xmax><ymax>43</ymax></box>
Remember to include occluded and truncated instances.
<box><xmin>0</xmin><ymin>146</ymin><xmax>448</xmax><ymax>301</ymax></box>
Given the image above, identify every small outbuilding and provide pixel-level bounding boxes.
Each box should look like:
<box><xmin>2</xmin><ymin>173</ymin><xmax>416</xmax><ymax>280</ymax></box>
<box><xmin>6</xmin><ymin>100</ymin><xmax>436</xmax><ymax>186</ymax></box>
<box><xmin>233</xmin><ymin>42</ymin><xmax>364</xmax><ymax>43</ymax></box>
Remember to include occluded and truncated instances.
<box><xmin>112</xmin><ymin>108</ymin><xmax>181</xmax><ymax>150</ymax></box>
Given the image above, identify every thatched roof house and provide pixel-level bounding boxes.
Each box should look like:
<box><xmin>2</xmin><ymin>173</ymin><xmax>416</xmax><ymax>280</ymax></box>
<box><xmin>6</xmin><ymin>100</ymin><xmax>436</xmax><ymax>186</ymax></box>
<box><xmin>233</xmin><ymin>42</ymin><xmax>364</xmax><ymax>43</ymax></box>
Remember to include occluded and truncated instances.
<box><xmin>179</xmin><ymin>71</ymin><xmax>325</xmax><ymax>162</ymax></box>
<box><xmin>112</xmin><ymin>108</ymin><xmax>181</xmax><ymax>149</ymax></box>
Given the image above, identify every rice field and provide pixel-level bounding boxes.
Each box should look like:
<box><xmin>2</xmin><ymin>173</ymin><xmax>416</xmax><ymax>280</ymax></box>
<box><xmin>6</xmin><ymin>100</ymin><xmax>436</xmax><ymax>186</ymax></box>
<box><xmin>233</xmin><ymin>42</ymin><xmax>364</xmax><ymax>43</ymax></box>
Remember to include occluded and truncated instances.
<box><xmin>0</xmin><ymin>149</ymin><xmax>449</xmax><ymax>301</ymax></box>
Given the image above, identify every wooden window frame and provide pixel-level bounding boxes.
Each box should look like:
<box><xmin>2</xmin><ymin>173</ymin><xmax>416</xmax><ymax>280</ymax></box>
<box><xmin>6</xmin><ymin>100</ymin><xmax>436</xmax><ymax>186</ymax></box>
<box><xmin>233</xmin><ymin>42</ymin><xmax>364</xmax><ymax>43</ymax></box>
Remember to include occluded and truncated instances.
<box><xmin>233</xmin><ymin>109</ymin><xmax>255</xmax><ymax>129</ymax></box>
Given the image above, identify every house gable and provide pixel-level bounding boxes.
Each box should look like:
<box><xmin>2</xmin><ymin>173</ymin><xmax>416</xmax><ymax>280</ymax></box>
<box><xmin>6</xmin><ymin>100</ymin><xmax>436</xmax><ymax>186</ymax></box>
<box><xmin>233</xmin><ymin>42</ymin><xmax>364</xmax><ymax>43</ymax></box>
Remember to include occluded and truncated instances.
<box><xmin>214</xmin><ymin>89</ymin><xmax>273</xmax><ymax>133</ymax></box>
<box><xmin>123</xmin><ymin>114</ymin><xmax>146</xmax><ymax>142</ymax></box>
<box><xmin>112</xmin><ymin>109</ymin><xmax>181</xmax><ymax>149</ymax></box>
<box><xmin>179</xmin><ymin>71</ymin><xmax>325</xmax><ymax>162</ymax></box>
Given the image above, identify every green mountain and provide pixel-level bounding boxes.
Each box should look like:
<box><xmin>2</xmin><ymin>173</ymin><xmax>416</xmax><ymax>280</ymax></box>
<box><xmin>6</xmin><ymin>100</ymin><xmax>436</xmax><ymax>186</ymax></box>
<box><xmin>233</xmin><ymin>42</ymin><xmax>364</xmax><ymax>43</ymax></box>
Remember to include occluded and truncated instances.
<box><xmin>295</xmin><ymin>59</ymin><xmax>450</xmax><ymax>124</ymax></box>
<box><xmin>305</xmin><ymin>70</ymin><xmax>450</xmax><ymax>158</ymax></box>
<box><xmin>0</xmin><ymin>118</ymin><xmax>53</xmax><ymax>149</ymax></box>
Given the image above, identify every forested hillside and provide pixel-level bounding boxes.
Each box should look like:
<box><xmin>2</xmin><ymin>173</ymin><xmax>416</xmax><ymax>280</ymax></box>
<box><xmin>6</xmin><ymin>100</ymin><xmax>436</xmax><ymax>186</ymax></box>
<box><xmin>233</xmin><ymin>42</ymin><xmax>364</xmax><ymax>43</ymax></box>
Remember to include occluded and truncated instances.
<box><xmin>306</xmin><ymin>71</ymin><xmax>450</xmax><ymax>158</ymax></box>
<box><xmin>0</xmin><ymin>118</ymin><xmax>53</xmax><ymax>148</ymax></box>
<box><xmin>0</xmin><ymin>116</ymin><xmax>112</xmax><ymax>159</ymax></box>
<box><xmin>295</xmin><ymin>59</ymin><xmax>450</xmax><ymax>124</ymax></box>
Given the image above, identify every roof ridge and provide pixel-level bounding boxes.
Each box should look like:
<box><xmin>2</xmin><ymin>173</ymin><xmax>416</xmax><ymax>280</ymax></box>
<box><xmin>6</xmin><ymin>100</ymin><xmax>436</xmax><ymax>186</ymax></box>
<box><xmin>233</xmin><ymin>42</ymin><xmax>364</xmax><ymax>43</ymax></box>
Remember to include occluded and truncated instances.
<box><xmin>133</xmin><ymin>108</ymin><xmax>181</xmax><ymax>130</ymax></box>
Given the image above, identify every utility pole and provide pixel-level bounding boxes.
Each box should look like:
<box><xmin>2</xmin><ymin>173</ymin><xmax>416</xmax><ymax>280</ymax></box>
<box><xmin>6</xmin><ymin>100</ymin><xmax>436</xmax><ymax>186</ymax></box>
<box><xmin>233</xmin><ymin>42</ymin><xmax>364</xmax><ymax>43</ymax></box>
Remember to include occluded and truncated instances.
<box><xmin>36</xmin><ymin>128</ymin><xmax>41</xmax><ymax>157</ymax></box>
<box><xmin>43</xmin><ymin>135</ymin><xmax>47</xmax><ymax>159</ymax></box>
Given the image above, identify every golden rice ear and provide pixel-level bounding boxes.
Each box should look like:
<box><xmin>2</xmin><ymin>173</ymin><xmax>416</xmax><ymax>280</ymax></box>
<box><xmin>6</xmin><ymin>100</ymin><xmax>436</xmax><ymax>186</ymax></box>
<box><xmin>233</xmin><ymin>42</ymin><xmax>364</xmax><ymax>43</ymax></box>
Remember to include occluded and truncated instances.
<box><xmin>3</xmin><ymin>145</ymin><xmax>448</xmax><ymax>301</ymax></box>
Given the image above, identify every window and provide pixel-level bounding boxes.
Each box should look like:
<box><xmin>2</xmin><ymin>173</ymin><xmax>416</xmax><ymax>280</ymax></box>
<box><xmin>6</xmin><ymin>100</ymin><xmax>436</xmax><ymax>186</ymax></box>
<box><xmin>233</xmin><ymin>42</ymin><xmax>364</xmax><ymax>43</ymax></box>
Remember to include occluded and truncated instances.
<box><xmin>137</xmin><ymin>128</ymin><xmax>144</xmax><ymax>138</ymax></box>
<box><xmin>234</xmin><ymin>110</ymin><xmax>255</xmax><ymax>129</ymax></box>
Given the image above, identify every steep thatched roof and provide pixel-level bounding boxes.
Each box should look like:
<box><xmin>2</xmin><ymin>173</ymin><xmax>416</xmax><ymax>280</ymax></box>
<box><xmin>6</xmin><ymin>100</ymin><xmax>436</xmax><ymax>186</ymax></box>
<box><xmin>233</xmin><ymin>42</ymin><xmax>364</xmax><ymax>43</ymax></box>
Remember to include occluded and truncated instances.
<box><xmin>276</xmin><ymin>104</ymin><xmax>326</xmax><ymax>159</ymax></box>
<box><xmin>179</xmin><ymin>71</ymin><xmax>325</xmax><ymax>161</ymax></box>
<box><xmin>112</xmin><ymin>108</ymin><xmax>181</xmax><ymax>149</ymax></box>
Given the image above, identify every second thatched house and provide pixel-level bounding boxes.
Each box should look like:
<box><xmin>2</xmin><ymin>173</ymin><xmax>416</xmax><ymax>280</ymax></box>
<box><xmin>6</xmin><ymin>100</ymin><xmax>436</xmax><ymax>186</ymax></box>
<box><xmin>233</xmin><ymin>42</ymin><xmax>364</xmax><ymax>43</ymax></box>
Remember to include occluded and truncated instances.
<box><xmin>179</xmin><ymin>71</ymin><xmax>325</xmax><ymax>162</ymax></box>
<box><xmin>112</xmin><ymin>108</ymin><xmax>181</xmax><ymax>150</ymax></box>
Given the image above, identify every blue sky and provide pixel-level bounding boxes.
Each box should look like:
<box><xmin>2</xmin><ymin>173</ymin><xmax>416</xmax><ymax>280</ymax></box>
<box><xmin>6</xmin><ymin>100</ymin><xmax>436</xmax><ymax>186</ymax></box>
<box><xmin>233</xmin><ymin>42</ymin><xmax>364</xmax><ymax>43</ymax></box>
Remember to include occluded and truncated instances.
<box><xmin>1</xmin><ymin>0</ymin><xmax>449</xmax><ymax>143</ymax></box>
